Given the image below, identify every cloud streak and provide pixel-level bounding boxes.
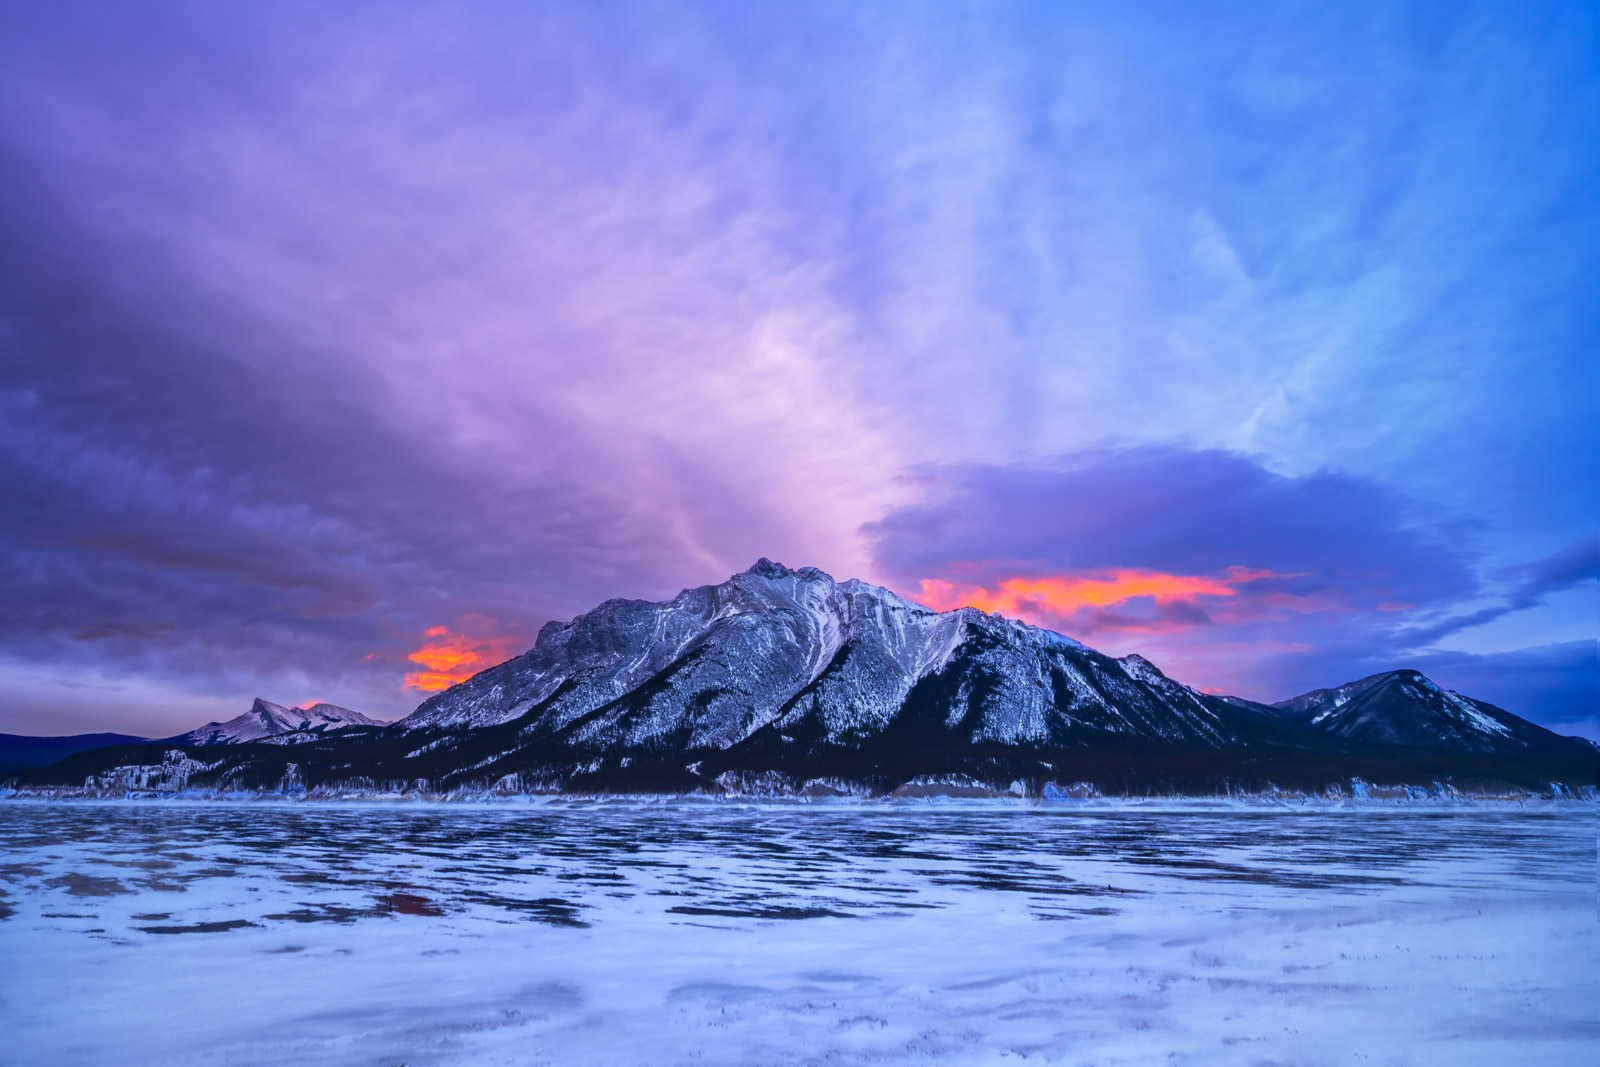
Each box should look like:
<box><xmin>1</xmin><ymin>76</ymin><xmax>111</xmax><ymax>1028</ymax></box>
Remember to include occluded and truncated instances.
<box><xmin>1392</xmin><ymin>536</ymin><xmax>1599</xmax><ymax>645</ymax></box>
<box><xmin>912</xmin><ymin>567</ymin><xmax>1292</xmax><ymax>636</ymax></box>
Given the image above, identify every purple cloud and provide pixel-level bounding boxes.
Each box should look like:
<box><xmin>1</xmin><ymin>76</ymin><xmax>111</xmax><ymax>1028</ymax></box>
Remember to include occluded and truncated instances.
<box><xmin>1392</xmin><ymin>536</ymin><xmax>1598</xmax><ymax>645</ymax></box>
<box><xmin>865</xmin><ymin>445</ymin><xmax>1479</xmax><ymax>607</ymax></box>
<box><xmin>864</xmin><ymin>447</ymin><xmax>1593</xmax><ymax>733</ymax></box>
<box><xmin>0</xmin><ymin>154</ymin><xmax>810</xmax><ymax>725</ymax></box>
<box><xmin>0</xmin><ymin>2</ymin><xmax>1594</xmax><ymax>740</ymax></box>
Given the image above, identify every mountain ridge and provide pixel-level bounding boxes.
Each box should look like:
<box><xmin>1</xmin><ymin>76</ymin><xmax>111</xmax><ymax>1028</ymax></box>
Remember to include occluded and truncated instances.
<box><xmin>396</xmin><ymin>559</ymin><xmax>1289</xmax><ymax>753</ymax></box>
<box><xmin>1268</xmin><ymin>669</ymin><xmax>1576</xmax><ymax>754</ymax></box>
<box><xmin>6</xmin><ymin>560</ymin><xmax>1593</xmax><ymax>797</ymax></box>
<box><xmin>0</xmin><ymin>732</ymin><xmax>151</xmax><ymax>774</ymax></box>
<box><xmin>164</xmin><ymin>698</ymin><xmax>385</xmax><ymax>746</ymax></box>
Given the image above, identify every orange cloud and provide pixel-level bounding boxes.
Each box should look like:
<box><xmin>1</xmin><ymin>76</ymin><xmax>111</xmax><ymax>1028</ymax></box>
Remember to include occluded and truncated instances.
<box><xmin>912</xmin><ymin>566</ymin><xmax>1287</xmax><ymax>634</ymax></box>
<box><xmin>404</xmin><ymin>621</ymin><xmax>523</xmax><ymax>692</ymax></box>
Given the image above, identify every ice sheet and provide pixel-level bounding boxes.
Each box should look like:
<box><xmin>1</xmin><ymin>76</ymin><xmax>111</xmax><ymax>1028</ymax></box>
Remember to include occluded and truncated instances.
<box><xmin>0</xmin><ymin>799</ymin><xmax>1594</xmax><ymax>1065</ymax></box>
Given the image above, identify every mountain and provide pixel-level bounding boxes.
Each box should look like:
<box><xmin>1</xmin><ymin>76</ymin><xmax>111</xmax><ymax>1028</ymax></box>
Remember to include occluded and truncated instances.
<box><xmin>1270</xmin><ymin>670</ymin><xmax>1578</xmax><ymax>756</ymax></box>
<box><xmin>399</xmin><ymin>559</ymin><xmax>1292</xmax><ymax>752</ymax></box>
<box><xmin>166</xmin><ymin>699</ymin><xmax>385</xmax><ymax>745</ymax></box>
<box><xmin>6</xmin><ymin>562</ymin><xmax>1593</xmax><ymax>797</ymax></box>
<box><xmin>0</xmin><ymin>732</ymin><xmax>149</xmax><ymax>773</ymax></box>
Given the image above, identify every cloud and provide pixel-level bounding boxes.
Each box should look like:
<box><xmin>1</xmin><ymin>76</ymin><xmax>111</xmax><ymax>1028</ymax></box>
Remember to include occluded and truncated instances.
<box><xmin>0</xmin><ymin>4</ymin><xmax>915</xmax><ymax>728</ymax></box>
<box><xmin>0</xmin><ymin>143</ymin><xmax>820</xmax><ymax>723</ymax></box>
<box><xmin>0</xmin><ymin>2</ymin><xmax>1594</xmax><ymax>738</ymax></box>
<box><xmin>865</xmin><ymin>445</ymin><xmax>1479</xmax><ymax>609</ymax></box>
<box><xmin>912</xmin><ymin>567</ymin><xmax>1292</xmax><ymax>636</ymax></box>
<box><xmin>865</xmin><ymin>447</ymin><xmax>1596</xmax><ymax>735</ymax></box>
<box><xmin>1393</xmin><ymin>535</ymin><xmax>1598</xmax><ymax>644</ymax></box>
<box><xmin>1504</xmin><ymin>536</ymin><xmax>1598</xmax><ymax>608</ymax></box>
<box><xmin>403</xmin><ymin>619</ymin><xmax>527</xmax><ymax>693</ymax></box>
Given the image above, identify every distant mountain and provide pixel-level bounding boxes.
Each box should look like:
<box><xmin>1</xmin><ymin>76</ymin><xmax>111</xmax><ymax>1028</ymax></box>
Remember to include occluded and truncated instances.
<box><xmin>0</xmin><ymin>732</ymin><xmax>149</xmax><ymax>773</ymax></box>
<box><xmin>1270</xmin><ymin>669</ymin><xmax>1578</xmax><ymax>756</ymax></box>
<box><xmin>165</xmin><ymin>699</ymin><xmax>385</xmax><ymax>745</ymax></box>
<box><xmin>7</xmin><ymin>562</ymin><xmax>1593</xmax><ymax>797</ymax></box>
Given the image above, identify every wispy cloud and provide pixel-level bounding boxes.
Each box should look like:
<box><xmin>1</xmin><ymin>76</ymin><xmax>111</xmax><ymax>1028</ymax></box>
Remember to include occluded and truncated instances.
<box><xmin>1394</xmin><ymin>535</ymin><xmax>1598</xmax><ymax>645</ymax></box>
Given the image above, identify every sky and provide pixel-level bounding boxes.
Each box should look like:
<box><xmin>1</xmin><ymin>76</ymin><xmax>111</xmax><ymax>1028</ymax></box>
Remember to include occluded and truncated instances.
<box><xmin>0</xmin><ymin>0</ymin><xmax>1595</xmax><ymax>739</ymax></box>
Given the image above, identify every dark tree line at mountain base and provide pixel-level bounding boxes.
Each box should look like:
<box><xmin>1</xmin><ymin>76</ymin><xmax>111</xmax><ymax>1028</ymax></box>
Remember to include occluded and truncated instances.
<box><xmin>9</xmin><ymin>720</ymin><xmax>1593</xmax><ymax>798</ymax></box>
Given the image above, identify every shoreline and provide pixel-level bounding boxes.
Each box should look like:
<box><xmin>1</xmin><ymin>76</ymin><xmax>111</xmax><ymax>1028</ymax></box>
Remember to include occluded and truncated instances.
<box><xmin>3</xmin><ymin>786</ymin><xmax>1593</xmax><ymax>806</ymax></box>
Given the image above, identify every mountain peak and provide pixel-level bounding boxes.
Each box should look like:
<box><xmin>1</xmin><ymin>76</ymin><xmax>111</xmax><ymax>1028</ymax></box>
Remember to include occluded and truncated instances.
<box><xmin>396</xmin><ymin>559</ymin><xmax>1268</xmax><ymax>751</ymax></box>
<box><xmin>296</xmin><ymin>702</ymin><xmax>361</xmax><ymax>718</ymax></box>
<box><xmin>1269</xmin><ymin>668</ymin><xmax>1576</xmax><ymax>754</ymax></box>
<box><xmin>391</xmin><ymin>559</ymin><xmax>1586</xmax><ymax>770</ymax></box>
<box><xmin>1116</xmin><ymin>653</ymin><xmax>1167</xmax><ymax>686</ymax></box>
<box><xmin>170</xmin><ymin>699</ymin><xmax>383</xmax><ymax>745</ymax></box>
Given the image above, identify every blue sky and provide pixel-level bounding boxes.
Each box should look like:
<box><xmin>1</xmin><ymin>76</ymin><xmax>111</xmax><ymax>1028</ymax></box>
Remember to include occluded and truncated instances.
<box><xmin>0</xmin><ymin>1</ymin><xmax>1594</xmax><ymax>736</ymax></box>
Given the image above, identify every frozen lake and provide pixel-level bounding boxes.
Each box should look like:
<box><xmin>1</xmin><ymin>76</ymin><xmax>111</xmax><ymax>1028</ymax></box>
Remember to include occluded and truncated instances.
<box><xmin>1</xmin><ymin>799</ymin><xmax>1594</xmax><ymax>1066</ymax></box>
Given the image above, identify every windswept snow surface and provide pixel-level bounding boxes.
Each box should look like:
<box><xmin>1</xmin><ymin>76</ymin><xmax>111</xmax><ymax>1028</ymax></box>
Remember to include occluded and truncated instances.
<box><xmin>0</xmin><ymin>800</ymin><xmax>1594</xmax><ymax>1066</ymax></box>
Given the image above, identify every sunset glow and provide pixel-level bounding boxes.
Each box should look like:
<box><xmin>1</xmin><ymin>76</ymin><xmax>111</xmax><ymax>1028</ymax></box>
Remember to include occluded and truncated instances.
<box><xmin>913</xmin><ymin>567</ymin><xmax>1286</xmax><ymax>634</ymax></box>
<box><xmin>404</xmin><ymin>623</ymin><xmax>523</xmax><ymax>692</ymax></box>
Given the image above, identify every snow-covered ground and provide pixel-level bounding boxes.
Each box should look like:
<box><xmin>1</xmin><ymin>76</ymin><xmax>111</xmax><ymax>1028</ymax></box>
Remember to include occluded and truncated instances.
<box><xmin>0</xmin><ymin>799</ymin><xmax>1594</xmax><ymax>1066</ymax></box>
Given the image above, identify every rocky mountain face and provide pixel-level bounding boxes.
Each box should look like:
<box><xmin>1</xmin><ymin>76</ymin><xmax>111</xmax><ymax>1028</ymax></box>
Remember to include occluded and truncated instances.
<box><xmin>8</xmin><ymin>562</ymin><xmax>1593</xmax><ymax>797</ymax></box>
<box><xmin>399</xmin><ymin>559</ymin><xmax>1290</xmax><ymax>753</ymax></box>
<box><xmin>166</xmin><ymin>699</ymin><xmax>384</xmax><ymax>745</ymax></box>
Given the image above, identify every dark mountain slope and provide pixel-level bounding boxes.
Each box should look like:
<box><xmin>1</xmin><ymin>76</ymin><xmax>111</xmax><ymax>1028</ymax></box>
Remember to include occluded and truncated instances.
<box><xmin>1272</xmin><ymin>669</ymin><xmax>1587</xmax><ymax>757</ymax></box>
<box><xmin>0</xmin><ymin>732</ymin><xmax>148</xmax><ymax>774</ymax></box>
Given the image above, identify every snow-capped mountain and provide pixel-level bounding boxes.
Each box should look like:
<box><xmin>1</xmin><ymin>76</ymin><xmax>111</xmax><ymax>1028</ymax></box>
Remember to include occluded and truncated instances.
<box><xmin>1270</xmin><ymin>669</ymin><xmax>1575</xmax><ymax>755</ymax></box>
<box><xmin>168</xmin><ymin>698</ymin><xmax>384</xmax><ymax>745</ymax></box>
<box><xmin>9</xmin><ymin>561</ymin><xmax>1592</xmax><ymax>797</ymax></box>
<box><xmin>399</xmin><ymin>559</ymin><xmax>1287</xmax><ymax>752</ymax></box>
